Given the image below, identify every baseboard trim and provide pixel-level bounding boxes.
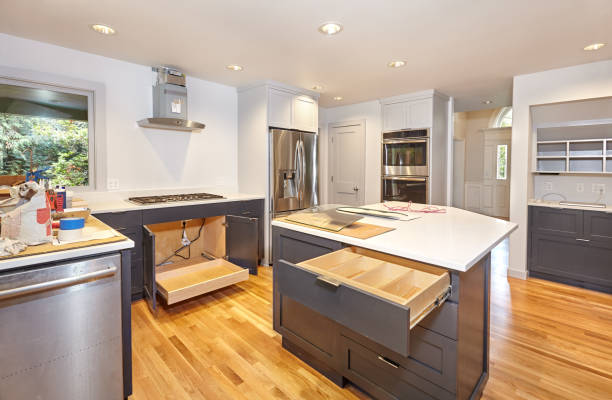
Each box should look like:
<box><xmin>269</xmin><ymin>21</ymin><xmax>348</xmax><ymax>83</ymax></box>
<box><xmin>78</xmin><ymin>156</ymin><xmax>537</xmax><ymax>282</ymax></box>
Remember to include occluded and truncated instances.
<box><xmin>508</xmin><ymin>268</ymin><xmax>527</xmax><ymax>280</ymax></box>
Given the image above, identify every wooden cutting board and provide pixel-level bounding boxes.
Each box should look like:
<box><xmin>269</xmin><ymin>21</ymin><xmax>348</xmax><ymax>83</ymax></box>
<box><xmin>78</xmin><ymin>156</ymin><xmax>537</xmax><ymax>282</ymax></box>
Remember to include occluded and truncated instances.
<box><xmin>276</xmin><ymin>217</ymin><xmax>394</xmax><ymax>239</ymax></box>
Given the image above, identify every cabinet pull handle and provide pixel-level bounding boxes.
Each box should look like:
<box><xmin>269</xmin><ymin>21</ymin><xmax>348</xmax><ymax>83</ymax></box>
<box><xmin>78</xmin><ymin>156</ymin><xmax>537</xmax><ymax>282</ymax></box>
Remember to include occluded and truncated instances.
<box><xmin>377</xmin><ymin>356</ymin><xmax>399</xmax><ymax>369</ymax></box>
<box><xmin>576</xmin><ymin>238</ymin><xmax>591</xmax><ymax>242</ymax></box>
<box><xmin>316</xmin><ymin>275</ymin><xmax>340</xmax><ymax>289</ymax></box>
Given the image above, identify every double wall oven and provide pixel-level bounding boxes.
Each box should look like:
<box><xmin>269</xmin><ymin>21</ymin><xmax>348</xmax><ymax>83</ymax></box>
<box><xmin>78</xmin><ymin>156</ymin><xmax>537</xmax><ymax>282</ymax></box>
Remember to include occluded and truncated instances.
<box><xmin>381</xmin><ymin>129</ymin><xmax>429</xmax><ymax>203</ymax></box>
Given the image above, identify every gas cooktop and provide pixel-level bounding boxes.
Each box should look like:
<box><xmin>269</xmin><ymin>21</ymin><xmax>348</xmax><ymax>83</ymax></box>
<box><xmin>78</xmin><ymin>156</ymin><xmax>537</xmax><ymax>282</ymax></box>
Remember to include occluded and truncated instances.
<box><xmin>128</xmin><ymin>192</ymin><xmax>225</xmax><ymax>205</ymax></box>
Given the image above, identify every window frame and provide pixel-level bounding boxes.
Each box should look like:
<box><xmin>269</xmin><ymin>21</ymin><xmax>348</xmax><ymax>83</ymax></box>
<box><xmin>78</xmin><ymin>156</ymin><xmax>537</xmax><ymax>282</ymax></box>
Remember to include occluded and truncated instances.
<box><xmin>493</xmin><ymin>106</ymin><xmax>512</xmax><ymax>128</ymax></box>
<box><xmin>0</xmin><ymin>66</ymin><xmax>106</xmax><ymax>191</ymax></box>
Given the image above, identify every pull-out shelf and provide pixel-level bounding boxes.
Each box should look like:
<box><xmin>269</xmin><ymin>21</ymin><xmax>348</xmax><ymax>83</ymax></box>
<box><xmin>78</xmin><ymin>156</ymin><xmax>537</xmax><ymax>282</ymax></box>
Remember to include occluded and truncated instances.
<box><xmin>276</xmin><ymin>247</ymin><xmax>451</xmax><ymax>357</ymax></box>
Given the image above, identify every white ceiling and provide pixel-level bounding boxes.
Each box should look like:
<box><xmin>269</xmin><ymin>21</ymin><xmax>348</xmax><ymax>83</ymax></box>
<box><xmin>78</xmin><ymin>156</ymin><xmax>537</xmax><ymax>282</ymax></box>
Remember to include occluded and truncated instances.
<box><xmin>1</xmin><ymin>0</ymin><xmax>611</xmax><ymax>111</ymax></box>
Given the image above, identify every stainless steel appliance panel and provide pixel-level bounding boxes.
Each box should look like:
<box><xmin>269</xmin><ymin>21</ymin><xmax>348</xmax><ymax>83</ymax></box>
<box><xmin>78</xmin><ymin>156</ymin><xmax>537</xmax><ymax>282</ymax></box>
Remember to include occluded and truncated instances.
<box><xmin>271</xmin><ymin>129</ymin><xmax>301</xmax><ymax>213</ymax></box>
<box><xmin>300</xmin><ymin>132</ymin><xmax>319</xmax><ymax>209</ymax></box>
<box><xmin>382</xmin><ymin>138</ymin><xmax>429</xmax><ymax>176</ymax></box>
<box><xmin>0</xmin><ymin>254</ymin><xmax>123</xmax><ymax>400</ymax></box>
<box><xmin>382</xmin><ymin>176</ymin><xmax>428</xmax><ymax>203</ymax></box>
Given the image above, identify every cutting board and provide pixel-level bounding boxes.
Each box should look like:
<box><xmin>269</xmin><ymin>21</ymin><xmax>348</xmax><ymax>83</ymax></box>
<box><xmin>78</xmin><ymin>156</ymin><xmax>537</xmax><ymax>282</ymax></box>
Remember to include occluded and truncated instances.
<box><xmin>276</xmin><ymin>217</ymin><xmax>395</xmax><ymax>239</ymax></box>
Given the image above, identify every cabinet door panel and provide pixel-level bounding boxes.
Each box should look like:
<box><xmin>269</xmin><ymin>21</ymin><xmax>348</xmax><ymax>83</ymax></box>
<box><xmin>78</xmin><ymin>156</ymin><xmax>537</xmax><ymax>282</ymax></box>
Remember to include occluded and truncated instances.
<box><xmin>407</xmin><ymin>98</ymin><xmax>433</xmax><ymax>129</ymax></box>
<box><xmin>226</xmin><ymin>215</ymin><xmax>259</xmax><ymax>275</ymax></box>
<box><xmin>584</xmin><ymin>211</ymin><xmax>612</xmax><ymax>248</ymax></box>
<box><xmin>382</xmin><ymin>102</ymin><xmax>406</xmax><ymax>132</ymax></box>
<box><xmin>268</xmin><ymin>89</ymin><xmax>292</xmax><ymax>129</ymax></box>
<box><xmin>293</xmin><ymin>95</ymin><xmax>317</xmax><ymax>132</ymax></box>
<box><xmin>142</xmin><ymin>225</ymin><xmax>157</xmax><ymax>314</ymax></box>
<box><xmin>530</xmin><ymin>233</ymin><xmax>588</xmax><ymax>281</ymax></box>
<box><xmin>531</xmin><ymin>207</ymin><xmax>582</xmax><ymax>238</ymax></box>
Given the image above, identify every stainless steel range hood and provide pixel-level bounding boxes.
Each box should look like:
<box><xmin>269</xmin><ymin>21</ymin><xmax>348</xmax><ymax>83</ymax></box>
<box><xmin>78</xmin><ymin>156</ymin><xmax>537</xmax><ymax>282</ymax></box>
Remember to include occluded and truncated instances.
<box><xmin>137</xmin><ymin>67</ymin><xmax>205</xmax><ymax>132</ymax></box>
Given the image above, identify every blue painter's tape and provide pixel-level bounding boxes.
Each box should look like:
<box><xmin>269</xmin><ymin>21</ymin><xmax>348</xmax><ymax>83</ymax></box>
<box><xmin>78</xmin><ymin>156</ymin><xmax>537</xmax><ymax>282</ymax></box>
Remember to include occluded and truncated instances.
<box><xmin>59</xmin><ymin>217</ymin><xmax>85</xmax><ymax>230</ymax></box>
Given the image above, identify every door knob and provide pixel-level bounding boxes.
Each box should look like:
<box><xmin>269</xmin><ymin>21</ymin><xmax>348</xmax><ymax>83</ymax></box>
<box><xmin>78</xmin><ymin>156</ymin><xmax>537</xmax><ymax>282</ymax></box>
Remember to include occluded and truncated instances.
<box><xmin>353</xmin><ymin>186</ymin><xmax>359</xmax><ymax>191</ymax></box>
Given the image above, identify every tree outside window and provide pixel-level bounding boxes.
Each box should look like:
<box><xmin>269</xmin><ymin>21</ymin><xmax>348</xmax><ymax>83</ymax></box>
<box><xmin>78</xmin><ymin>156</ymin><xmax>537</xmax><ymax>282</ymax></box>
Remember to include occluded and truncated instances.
<box><xmin>496</xmin><ymin>144</ymin><xmax>508</xmax><ymax>180</ymax></box>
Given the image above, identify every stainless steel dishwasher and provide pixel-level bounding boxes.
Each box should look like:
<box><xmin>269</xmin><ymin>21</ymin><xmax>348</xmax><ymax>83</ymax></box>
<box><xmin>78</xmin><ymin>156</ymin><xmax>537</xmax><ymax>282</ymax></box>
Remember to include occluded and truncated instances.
<box><xmin>0</xmin><ymin>254</ymin><xmax>123</xmax><ymax>400</ymax></box>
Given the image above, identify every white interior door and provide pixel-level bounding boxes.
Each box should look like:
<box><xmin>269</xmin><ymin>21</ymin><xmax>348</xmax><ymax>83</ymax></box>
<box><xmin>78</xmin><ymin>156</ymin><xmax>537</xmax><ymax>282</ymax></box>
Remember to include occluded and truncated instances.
<box><xmin>482</xmin><ymin>128</ymin><xmax>511</xmax><ymax>218</ymax></box>
<box><xmin>328</xmin><ymin>121</ymin><xmax>366</xmax><ymax>206</ymax></box>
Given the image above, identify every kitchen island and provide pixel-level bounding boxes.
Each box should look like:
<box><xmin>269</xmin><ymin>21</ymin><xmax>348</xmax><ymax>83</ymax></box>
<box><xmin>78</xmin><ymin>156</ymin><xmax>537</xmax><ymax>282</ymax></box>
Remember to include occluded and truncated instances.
<box><xmin>272</xmin><ymin>204</ymin><xmax>516</xmax><ymax>400</ymax></box>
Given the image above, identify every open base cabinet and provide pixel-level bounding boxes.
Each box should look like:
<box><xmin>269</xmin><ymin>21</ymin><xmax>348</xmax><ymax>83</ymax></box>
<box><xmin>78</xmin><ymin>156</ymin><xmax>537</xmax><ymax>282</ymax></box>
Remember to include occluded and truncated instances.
<box><xmin>143</xmin><ymin>214</ymin><xmax>258</xmax><ymax>313</ymax></box>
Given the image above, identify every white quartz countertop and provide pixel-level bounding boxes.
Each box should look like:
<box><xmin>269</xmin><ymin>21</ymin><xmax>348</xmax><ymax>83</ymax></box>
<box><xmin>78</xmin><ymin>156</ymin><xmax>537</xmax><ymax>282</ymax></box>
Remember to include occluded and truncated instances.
<box><xmin>272</xmin><ymin>203</ymin><xmax>517</xmax><ymax>272</ymax></box>
<box><xmin>528</xmin><ymin>199</ymin><xmax>612</xmax><ymax>213</ymax></box>
<box><xmin>0</xmin><ymin>238</ymin><xmax>134</xmax><ymax>272</ymax></box>
<box><xmin>85</xmin><ymin>192</ymin><xmax>264</xmax><ymax>214</ymax></box>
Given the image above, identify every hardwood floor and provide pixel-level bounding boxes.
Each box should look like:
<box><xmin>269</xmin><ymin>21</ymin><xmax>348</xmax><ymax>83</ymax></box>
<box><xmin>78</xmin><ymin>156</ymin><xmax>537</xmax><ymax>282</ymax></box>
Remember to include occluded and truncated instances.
<box><xmin>131</xmin><ymin>241</ymin><xmax>612</xmax><ymax>399</ymax></box>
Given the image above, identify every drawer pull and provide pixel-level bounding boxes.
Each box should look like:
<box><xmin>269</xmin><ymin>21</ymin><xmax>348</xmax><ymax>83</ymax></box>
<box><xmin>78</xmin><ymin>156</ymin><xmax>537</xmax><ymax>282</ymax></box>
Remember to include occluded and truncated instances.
<box><xmin>576</xmin><ymin>238</ymin><xmax>591</xmax><ymax>242</ymax></box>
<box><xmin>316</xmin><ymin>275</ymin><xmax>341</xmax><ymax>289</ymax></box>
<box><xmin>377</xmin><ymin>355</ymin><xmax>399</xmax><ymax>369</ymax></box>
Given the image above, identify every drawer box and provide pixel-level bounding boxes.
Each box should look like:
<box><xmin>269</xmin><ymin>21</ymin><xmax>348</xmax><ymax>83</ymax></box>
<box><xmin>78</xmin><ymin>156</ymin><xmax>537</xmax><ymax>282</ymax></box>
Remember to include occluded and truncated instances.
<box><xmin>276</xmin><ymin>247</ymin><xmax>451</xmax><ymax>357</ymax></box>
<box><xmin>341</xmin><ymin>335</ymin><xmax>455</xmax><ymax>400</ymax></box>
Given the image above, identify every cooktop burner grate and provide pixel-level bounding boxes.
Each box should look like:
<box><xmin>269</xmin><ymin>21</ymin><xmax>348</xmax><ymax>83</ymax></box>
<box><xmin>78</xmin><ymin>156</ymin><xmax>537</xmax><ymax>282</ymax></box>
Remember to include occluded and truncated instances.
<box><xmin>128</xmin><ymin>192</ymin><xmax>225</xmax><ymax>205</ymax></box>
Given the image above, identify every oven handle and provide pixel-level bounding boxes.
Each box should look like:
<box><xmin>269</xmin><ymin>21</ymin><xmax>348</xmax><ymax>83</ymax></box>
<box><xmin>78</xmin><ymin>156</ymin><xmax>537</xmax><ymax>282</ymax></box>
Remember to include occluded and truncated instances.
<box><xmin>382</xmin><ymin>176</ymin><xmax>427</xmax><ymax>182</ymax></box>
<box><xmin>0</xmin><ymin>266</ymin><xmax>118</xmax><ymax>301</ymax></box>
<box><xmin>382</xmin><ymin>138</ymin><xmax>428</xmax><ymax>144</ymax></box>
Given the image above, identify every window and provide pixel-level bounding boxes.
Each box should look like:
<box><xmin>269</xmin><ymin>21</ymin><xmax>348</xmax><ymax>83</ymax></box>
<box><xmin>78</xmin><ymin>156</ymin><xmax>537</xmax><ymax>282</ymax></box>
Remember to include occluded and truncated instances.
<box><xmin>0</xmin><ymin>79</ymin><xmax>93</xmax><ymax>188</ymax></box>
<box><xmin>493</xmin><ymin>107</ymin><xmax>512</xmax><ymax>128</ymax></box>
<box><xmin>496</xmin><ymin>144</ymin><xmax>508</xmax><ymax>180</ymax></box>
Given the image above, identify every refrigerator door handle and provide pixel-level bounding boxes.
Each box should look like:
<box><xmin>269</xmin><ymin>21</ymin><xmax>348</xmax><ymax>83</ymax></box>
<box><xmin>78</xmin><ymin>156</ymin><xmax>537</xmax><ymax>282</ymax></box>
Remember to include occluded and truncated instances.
<box><xmin>299</xmin><ymin>138</ymin><xmax>306</xmax><ymax>206</ymax></box>
<box><xmin>294</xmin><ymin>137</ymin><xmax>301</xmax><ymax>204</ymax></box>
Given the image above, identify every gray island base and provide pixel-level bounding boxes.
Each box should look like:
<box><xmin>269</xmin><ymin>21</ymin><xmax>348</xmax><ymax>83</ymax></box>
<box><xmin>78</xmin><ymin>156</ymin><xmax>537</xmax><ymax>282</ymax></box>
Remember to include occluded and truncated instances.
<box><xmin>273</xmin><ymin>226</ymin><xmax>493</xmax><ymax>400</ymax></box>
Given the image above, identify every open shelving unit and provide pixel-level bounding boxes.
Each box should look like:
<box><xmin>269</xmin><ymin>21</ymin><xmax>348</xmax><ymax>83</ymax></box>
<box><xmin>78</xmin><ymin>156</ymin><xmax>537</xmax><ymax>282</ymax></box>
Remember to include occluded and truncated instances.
<box><xmin>534</xmin><ymin>120</ymin><xmax>612</xmax><ymax>174</ymax></box>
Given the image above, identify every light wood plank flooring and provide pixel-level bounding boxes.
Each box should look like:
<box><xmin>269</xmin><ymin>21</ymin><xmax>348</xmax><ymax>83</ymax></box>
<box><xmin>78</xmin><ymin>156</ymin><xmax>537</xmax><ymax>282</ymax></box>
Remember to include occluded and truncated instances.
<box><xmin>131</xmin><ymin>241</ymin><xmax>612</xmax><ymax>399</ymax></box>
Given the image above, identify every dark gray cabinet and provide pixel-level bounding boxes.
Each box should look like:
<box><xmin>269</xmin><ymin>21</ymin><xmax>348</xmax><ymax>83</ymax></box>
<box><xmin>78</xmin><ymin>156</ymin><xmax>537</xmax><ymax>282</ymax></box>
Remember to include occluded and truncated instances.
<box><xmin>528</xmin><ymin>206</ymin><xmax>612</xmax><ymax>293</ymax></box>
<box><xmin>272</xmin><ymin>226</ymin><xmax>490</xmax><ymax>400</ymax></box>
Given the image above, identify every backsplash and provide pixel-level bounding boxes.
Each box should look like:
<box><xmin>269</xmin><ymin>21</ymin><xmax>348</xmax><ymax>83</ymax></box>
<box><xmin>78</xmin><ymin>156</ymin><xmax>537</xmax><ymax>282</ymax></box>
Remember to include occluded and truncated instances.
<box><xmin>533</xmin><ymin>175</ymin><xmax>612</xmax><ymax>205</ymax></box>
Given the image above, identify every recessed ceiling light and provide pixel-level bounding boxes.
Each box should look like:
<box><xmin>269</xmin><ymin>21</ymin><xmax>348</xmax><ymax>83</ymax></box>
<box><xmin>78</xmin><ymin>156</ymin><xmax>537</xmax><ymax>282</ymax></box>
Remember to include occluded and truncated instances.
<box><xmin>482</xmin><ymin>100</ymin><xmax>492</xmax><ymax>105</ymax></box>
<box><xmin>584</xmin><ymin>43</ymin><xmax>606</xmax><ymax>51</ymax></box>
<box><xmin>333</xmin><ymin>96</ymin><xmax>343</xmax><ymax>101</ymax></box>
<box><xmin>318</xmin><ymin>22</ymin><xmax>343</xmax><ymax>36</ymax></box>
<box><xmin>387</xmin><ymin>60</ymin><xmax>406</xmax><ymax>68</ymax></box>
<box><xmin>312</xmin><ymin>85</ymin><xmax>324</xmax><ymax>91</ymax></box>
<box><xmin>91</xmin><ymin>24</ymin><xmax>116</xmax><ymax>35</ymax></box>
<box><xmin>226</xmin><ymin>64</ymin><xmax>243</xmax><ymax>71</ymax></box>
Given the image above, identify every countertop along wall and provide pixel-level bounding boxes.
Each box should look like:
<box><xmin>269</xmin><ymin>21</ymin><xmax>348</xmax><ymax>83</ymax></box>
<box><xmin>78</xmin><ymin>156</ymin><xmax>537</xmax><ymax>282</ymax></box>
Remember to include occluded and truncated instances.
<box><xmin>510</xmin><ymin>59</ymin><xmax>612</xmax><ymax>279</ymax></box>
<box><xmin>0</xmin><ymin>33</ymin><xmax>238</xmax><ymax>192</ymax></box>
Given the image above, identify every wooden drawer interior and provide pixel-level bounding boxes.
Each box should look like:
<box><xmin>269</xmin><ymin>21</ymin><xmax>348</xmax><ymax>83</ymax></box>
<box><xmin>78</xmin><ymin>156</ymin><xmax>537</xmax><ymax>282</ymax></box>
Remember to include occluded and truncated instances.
<box><xmin>298</xmin><ymin>247</ymin><xmax>451</xmax><ymax>328</ymax></box>
<box><xmin>156</xmin><ymin>258</ymin><xmax>248</xmax><ymax>305</ymax></box>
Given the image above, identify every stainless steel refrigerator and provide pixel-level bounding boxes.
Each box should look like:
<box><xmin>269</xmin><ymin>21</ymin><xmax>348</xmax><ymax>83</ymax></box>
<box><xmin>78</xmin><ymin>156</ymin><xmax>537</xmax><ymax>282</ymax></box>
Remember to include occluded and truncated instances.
<box><xmin>269</xmin><ymin>128</ymin><xmax>319</xmax><ymax>218</ymax></box>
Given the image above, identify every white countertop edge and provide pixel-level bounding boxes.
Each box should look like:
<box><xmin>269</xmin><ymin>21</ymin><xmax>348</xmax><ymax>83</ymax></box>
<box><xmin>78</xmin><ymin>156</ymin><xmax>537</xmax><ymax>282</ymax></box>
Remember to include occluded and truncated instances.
<box><xmin>271</xmin><ymin>220</ymin><xmax>517</xmax><ymax>272</ymax></box>
<box><xmin>0</xmin><ymin>239</ymin><xmax>135</xmax><ymax>272</ymax></box>
<box><xmin>89</xmin><ymin>194</ymin><xmax>265</xmax><ymax>214</ymax></box>
<box><xmin>528</xmin><ymin>200</ymin><xmax>612</xmax><ymax>213</ymax></box>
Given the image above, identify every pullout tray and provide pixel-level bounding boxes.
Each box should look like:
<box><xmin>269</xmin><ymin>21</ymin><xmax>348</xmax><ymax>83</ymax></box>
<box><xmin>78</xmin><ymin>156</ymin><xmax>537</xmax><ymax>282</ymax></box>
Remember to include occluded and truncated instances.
<box><xmin>276</xmin><ymin>247</ymin><xmax>451</xmax><ymax>357</ymax></box>
<box><xmin>156</xmin><ymin>258</ymin><xmax>248</xmax><ymax>305</ymax></box>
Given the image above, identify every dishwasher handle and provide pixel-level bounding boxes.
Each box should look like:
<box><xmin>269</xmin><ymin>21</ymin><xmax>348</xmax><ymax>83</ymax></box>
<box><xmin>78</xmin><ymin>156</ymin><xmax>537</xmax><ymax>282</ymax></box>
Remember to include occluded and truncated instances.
<box><xmin>0</xmin><ymin>266</ymin><xmax>118</xmax><ymax>301</ymax></box>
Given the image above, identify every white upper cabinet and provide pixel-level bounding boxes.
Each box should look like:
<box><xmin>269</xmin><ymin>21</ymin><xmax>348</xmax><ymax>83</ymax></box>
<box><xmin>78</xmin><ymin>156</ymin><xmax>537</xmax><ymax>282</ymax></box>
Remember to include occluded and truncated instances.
<box><xmin>407</xmin><ymin>98</ymin><xmax>433</xmax><ymax>129</ymax></box>
<box><xmin>268</xmin><ymin>89</ymin><xmax>293</xmax><ymax>129</ymax></box>
<box><xmin>268</xmin><ymin>88</ymin><xmax>318</xmax><ymax>132</ymax></box>
<box><xmin>382</xmin><ymin>96</ymin><xmax>434</xmax><ymax>132</ymax></box>
<box><xmin>382</xmin><ymin>102</ymin><xmax>406</xmax><ymax>132</ymax></box>
<box><xmin>293</xmin><ymin>95</ymin><xmax>318</xmax><ymax>132</ymax></box>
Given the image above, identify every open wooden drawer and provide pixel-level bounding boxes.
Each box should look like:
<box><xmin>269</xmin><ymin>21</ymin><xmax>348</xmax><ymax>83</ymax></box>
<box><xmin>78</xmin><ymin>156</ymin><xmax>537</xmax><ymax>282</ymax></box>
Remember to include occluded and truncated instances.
<box><xmin>276</xmin><ymin>247</ymin><xmax>451</xmax><ymax>357</ymax></box>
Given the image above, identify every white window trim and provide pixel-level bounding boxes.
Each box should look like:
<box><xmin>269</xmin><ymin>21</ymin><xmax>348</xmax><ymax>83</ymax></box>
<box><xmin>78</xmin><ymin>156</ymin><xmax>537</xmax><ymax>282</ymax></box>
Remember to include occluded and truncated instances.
<box><xmin>0</xmin><ymin>66</ymin><xmax>107</xmax><ymax>191</ymax></box>
<box><xmin>493</xmin><ymin>106</ymin><xmax>512</xmax><ymax>128</ymax></box>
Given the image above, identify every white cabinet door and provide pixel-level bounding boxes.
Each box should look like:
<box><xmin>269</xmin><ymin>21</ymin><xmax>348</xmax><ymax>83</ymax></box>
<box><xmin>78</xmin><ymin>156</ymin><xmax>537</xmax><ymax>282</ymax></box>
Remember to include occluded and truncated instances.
<box><xmin>382</xmin><ymin>102</ymin><xmax>406</xmax><ymax>132</ymax></box>
<box><xmin>293</xmin><ymin>95</ymin><xmax>317</xmax><ymax>132</ymax></box>
<box><xmin>268</xmin><ymin>89</ymin><xmax>293</xmax><ymax>129</ymax></box>
<box><xmin>407</xmin><ymin>98</ymin><xmax>433</xmax><ymax>129</ymax></box>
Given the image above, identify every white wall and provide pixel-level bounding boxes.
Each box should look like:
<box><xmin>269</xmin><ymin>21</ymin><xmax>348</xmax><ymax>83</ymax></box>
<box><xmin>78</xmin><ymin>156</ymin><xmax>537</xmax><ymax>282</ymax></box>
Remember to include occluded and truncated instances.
<box><xmin>0</xmin><ymin>33</ymin><xmax>238</xmax><ymax>192</ymax></box>
<box><xmin>510</xmin><ymin>59</ymin><xmax>612</xmax><ymax>279</ymax></box>
<box><xmin>320</xmin><ymin>100</ymin><xmax>382</xmax><ymax>204</ymax></box>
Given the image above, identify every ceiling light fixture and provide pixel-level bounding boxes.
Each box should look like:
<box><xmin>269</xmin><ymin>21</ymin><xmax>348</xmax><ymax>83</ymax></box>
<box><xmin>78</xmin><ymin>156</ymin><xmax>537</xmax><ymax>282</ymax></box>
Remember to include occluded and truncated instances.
<box><xmin>482</xmin><ymin>100</ymin><xmax>492</xmax><ymax>105</ymax></box>
<box><xmin>91</xmin><ymin>24</ymin><xmax>116</xmax><ymax>35</ymax></box>
<box><xmin>318</xmin><ymin>22</ymin><xmax>343</xmax><ymax>36</ymax></box>
<box><xmin>584</xmin><ymin>43</ymin><xmax>606</xmax><ymax>51</ymax></box>
<box><xmin>312</xmin><ymin>85</ymin><xmax>324</xmax><ymax>91</ymax></box>
<box><xmin>387</xmin><ymin>60</ymin><xmax>406</xmax><ymax>68</ymax></box>
<box><xmin>333</xmin><ymin>96</ymin><xmax>343</xmax><ymax>101</ymax></box>
<box><xmin>226</xmin><ymin>64</ymin><xmax>243</xmax><ymax>71</ymax></box>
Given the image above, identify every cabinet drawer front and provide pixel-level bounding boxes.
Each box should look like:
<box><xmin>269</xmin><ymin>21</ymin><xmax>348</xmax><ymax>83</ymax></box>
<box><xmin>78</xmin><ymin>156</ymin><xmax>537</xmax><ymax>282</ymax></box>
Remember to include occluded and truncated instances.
<box><xmin>530</xmin><ymin>233</ymin><xmax>587</xmax><ymax>280</ymax></box>
<box><xmin>531</xmin><ymin>207</ymin><xmax>582</xmax><ymax>237</ymax></box>
<box><xmin>341</xmin><ymin>335</ymin><xmax>455</xmax><ymax>400</ymax></box>
<box><xmin>94</xmin><ymin>211</ymin><xmax>142</xmax><ymax>230</ymax></box>
<box><xmin>276</xmin><ymin>260</ymin><xmax>412</xmax><ymax>357</ymax></box>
